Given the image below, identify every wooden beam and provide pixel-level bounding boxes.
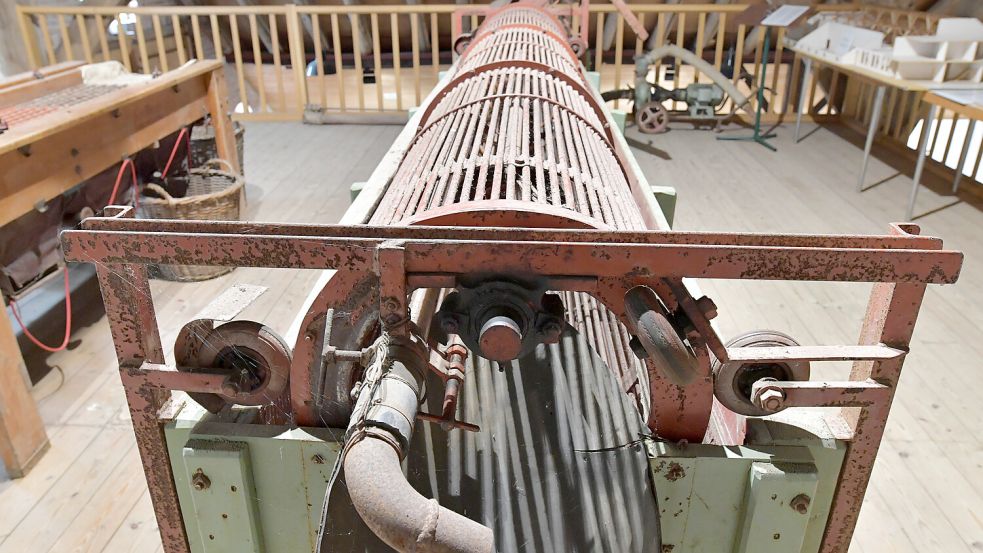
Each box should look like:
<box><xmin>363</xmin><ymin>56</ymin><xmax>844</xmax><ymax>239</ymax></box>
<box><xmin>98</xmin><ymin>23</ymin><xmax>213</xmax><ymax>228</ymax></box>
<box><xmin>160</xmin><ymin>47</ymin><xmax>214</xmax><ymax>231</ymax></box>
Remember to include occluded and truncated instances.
<box><xmin>0</xmin><ymin>60</ymin><xmax>82</xmax><ymax>91</ymax></box>
<box><xmin>341</xmin><ymin>0</ymin><xmax>372</xmax><ymax>59</ymax></box>
<box><xmin>205</xmin><ymin>61</ymin><xmax>241</xmax><ymax>174</ymax></box>
<box><xmin>0</xmin><ymin>305</ymin><xmax>49</xmax><ymax>478</ymax></box>
<box><xmin>0</xmin><ymin>67</ymin><xmax>82</xmax><ymax>107</ymax></box>
<box><xmin>295</xmin><ymin>0</ymin><xmax>331</xmax><ymax>63</ymax></box>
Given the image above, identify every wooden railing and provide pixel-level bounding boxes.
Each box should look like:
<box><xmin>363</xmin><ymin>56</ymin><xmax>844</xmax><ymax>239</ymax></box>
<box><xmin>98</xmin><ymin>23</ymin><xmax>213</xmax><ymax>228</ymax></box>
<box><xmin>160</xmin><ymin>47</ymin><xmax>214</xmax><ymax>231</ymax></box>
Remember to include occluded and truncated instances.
<box><xmin>16</xmin><ymin>0</ymin><xmax>969</xmax><ymax>185</ymax></box>
<box><xmin>297</xmin><ymin>5</ymin><xmax>459</xmax><ymax>116</ymax></box>
<box><xmin>16</xmin><ymin>3</ymin><xmax>974</xmax><ymax>203</ymax></box>
<box><xmin>16</xmin><ymin>3</ymin><xmax>801</xmax><ymax>121</ymax></box>
<box><xmin>15</xmin><ymin>5</ymin><xmax>307</xmax><ymax>121</ymax></box>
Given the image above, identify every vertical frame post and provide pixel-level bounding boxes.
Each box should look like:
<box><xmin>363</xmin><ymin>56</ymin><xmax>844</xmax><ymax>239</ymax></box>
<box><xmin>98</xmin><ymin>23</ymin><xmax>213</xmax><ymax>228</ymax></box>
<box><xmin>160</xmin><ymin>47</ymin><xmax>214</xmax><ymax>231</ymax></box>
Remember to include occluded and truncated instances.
<box><xmin>286</xmin><ymin>4</ymin><xmax>309</xmax><ymax>115</ymax></box>
<box><xmin>0</xmin><ymin>304</ymin><xmax>49</xmax><ymax>478</ymax></box>
<box><xmin>205</xmin><ymin>64</ymin><xmax>242</xmax><ymax>175</ymax></box>
<box><xmin>95</xmin><ymin>258</ymin><xmax>190</xmax><ymax>553</ymax></box>
<box><xmin>821</xmin><ymin>225</ymin><xmax>929</xmax><ymax>553</ymax></box>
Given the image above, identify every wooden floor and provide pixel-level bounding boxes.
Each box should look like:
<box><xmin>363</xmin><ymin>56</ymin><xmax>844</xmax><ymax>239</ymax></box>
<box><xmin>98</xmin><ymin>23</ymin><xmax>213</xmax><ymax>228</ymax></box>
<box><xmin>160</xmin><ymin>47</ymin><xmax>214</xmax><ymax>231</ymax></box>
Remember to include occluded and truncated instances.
<box><xmin>0</xmin><ymin>119</ymin><xmax>980</xmax><ymax>552</ymax></box>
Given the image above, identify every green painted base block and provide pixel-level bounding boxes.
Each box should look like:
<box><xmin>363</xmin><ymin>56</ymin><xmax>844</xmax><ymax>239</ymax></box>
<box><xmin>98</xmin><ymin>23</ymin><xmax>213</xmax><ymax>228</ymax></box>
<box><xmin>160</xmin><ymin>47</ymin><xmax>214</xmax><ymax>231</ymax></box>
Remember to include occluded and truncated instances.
<box><xmin>649</xmin><ymin>418</ymin><xmax>845</xmax><ymax>553</ymax></box>
<box><xmin>166</xmin><ymin>403</ymin><xmax>345</xmax><ymax>553</ymax></box>
<box><xmin>611</xmin><ymin>109</ymin><xmax>627</xmax><ymax>135</ymax></box>
<box><xmin>166</xmin><ymin>405</ymin><xmax>844</xmax><ymax>553</ymax></box>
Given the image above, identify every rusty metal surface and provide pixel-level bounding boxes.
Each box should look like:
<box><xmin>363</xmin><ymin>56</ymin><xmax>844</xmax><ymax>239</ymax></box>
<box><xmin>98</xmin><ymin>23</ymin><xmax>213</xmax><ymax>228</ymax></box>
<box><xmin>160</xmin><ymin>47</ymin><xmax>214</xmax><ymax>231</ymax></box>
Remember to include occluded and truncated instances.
<box><xmin>95</xmin><ymin>261</ymin><xmax>189</xmax><ymax>553</ymax></box>
<box><xmin>62</xmin><ymin>218</ymin><xmax>963</xmax><ymax>285</ymax></box>
<box><xmin>457</xmin><ymin>29</ymin><xmax>585</xmax><ymax>80</ymax></box>
<box><xmin>472</xmin><ymin>5</ymin><xmax>568</xmax><ymax>39</ymax></box>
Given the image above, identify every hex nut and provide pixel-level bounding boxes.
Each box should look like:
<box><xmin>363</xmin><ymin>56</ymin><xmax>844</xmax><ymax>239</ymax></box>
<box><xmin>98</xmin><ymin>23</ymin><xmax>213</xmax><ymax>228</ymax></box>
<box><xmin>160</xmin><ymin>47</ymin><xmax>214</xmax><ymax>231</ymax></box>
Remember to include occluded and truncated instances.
<box><xmin>221</xmin><ymin>380</ymin><xmax>240</xmax><ymax>397</ymax></box>
<box><xmin>752</xmin><ymin>383</ymin><xmax>786</xmax><ymax>413</ymax></box>
<box><xmin>191</xmin><ymin>468</ymin><xmax>211</xmax><ymax>491</ymax></box>
<box><xmin>790</xmin><ymin>493</ymin><xmax>811</xmax><ymax>515</ymax></box>
<box><xmin>696</xmin><ymin>296</ymin><xmax>718</xmax><ymax>319</ymax></box>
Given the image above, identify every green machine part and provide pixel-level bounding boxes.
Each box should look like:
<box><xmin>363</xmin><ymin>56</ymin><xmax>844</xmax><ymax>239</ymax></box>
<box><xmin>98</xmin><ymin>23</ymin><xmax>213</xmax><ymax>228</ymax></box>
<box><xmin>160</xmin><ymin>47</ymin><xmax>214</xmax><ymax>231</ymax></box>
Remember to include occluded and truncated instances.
<box><xmin>166</xmin><ymin>402</ymin><xmax>845</xmax><ymax>553</ymax></box>
<box><xmin>165</xmin><ymin>403</ymin><xmax>345</xmax><ymax>553</ymax></box>
<box><xmin>650</xmin><ymin>418</ymin><xmax>846</xmax><ymax>553</ymax></box>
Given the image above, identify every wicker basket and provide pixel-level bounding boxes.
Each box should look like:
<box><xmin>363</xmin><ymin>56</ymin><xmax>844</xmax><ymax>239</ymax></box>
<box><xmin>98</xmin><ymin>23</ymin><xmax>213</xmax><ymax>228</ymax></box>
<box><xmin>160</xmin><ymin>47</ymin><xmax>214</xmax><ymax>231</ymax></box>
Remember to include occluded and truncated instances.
<box><xmin>191</xmin><ymin>122</ymin><xmax>245</xmax><ymax>173</ymax></box>
<box><xmin>138</xmin><ymin>159</ymin><xmax>244</xmax><ymax>282</ymax></box>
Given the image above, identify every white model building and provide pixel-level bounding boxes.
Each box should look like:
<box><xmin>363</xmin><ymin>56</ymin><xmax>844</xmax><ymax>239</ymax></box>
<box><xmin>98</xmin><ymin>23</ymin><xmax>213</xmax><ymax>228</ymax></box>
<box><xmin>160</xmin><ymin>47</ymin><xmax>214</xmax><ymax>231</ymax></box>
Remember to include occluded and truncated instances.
<box><xmin>796</xmin><ymin>17</ymin><xmax>983</xmax><ymax>85</ymax></box>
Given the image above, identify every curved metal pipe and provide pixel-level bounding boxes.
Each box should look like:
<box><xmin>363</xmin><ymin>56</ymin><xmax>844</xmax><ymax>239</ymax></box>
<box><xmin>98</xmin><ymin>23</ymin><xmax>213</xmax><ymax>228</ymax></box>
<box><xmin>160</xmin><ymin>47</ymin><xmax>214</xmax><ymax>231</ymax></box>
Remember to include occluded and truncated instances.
<box><xmin>344</xmin><ymin>333</ymin><xmax>495</xmax><ymax>553</ymax></box>
<box><xmin>345</xmin><ymin>438</ymin><xmax>495</xmax><ymax>553</ymax></box>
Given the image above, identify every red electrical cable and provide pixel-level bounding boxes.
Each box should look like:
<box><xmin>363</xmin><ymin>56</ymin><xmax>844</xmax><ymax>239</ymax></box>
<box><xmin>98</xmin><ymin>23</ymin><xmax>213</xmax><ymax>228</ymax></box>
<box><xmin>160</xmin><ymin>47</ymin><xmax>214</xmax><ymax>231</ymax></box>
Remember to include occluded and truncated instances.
<box><xmin>161</xmin><ymin>127</ymin><xmax>191</xmax><ymax>179</ymax></box>
<box><xmin>10</xmin><ymin>150</ymin><xmax>146</xmax><ymax>353</ymax></box>
<box><xmin>8</xmin><ymin>270</ymin><xmax>72</xmax><ymax>353</ymax></box>
<box><xmin>107</xmin><ymin>157</ymin><xmax>139</xmax><ymax>207</ymax></box>
<box><xmin>9</xmin><ymin>128</ymin><xmax>192</xmax><ymax>353</ymax></box>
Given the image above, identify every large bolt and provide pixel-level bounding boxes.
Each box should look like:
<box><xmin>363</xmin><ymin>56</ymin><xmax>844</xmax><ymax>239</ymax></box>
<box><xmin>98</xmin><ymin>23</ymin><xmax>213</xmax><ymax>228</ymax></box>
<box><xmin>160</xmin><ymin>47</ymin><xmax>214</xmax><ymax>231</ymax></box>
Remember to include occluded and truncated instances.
<box><xmin>479</xmin><ymin>315</ymin><xmax>523</xmax><ymax>362</ymax></box>
<box><xmin>753</xmin><ymin>385</ymin><xmax>786</xmax><ymax>413</ymax></box>
<box><xmin>191</xmin><ymin>468</ymin><xmax>211</xmax><ymax>491</ymax></box>
<box><xmin>696</xmin><ymin>296</ymin><xmax>718</xmax><ymax>319</ymax></box>
<box><xmin>221</xmin><ymin>380</ymin><xmax>240</xmax><ymax>398</ymax></box>
<box><xmin>790</xmin><ymin>493</ymin><xmax>811</xmax><ymax>515</ymax></box>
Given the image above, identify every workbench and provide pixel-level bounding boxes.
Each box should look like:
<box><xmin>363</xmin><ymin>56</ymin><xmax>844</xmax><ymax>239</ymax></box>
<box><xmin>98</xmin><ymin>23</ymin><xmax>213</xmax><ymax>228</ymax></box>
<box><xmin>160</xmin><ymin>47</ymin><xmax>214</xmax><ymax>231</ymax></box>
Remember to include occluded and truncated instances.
<box><xmin>0</xmin><ymin>59</ymin><xmax>238</xmax><ymax>478</ymax></box>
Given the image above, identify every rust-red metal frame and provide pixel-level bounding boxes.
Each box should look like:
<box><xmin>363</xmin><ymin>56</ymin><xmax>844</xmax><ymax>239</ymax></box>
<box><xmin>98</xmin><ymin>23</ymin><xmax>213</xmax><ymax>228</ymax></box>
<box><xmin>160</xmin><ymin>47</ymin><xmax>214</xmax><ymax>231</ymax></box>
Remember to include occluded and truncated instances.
<box><xmin>61</xmin><ymin>207</ymin><xmax>961</xmax><ymax>553</ymax></box>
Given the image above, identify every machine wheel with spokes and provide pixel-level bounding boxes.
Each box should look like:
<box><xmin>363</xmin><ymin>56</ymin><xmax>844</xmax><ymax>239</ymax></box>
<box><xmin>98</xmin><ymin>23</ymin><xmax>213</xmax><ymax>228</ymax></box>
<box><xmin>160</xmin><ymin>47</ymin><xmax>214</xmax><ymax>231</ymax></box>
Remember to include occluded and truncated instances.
<box><xmin>636</xmin><ymin>101</ymin><xmax>670</xmax><ymax>134</ymax></box>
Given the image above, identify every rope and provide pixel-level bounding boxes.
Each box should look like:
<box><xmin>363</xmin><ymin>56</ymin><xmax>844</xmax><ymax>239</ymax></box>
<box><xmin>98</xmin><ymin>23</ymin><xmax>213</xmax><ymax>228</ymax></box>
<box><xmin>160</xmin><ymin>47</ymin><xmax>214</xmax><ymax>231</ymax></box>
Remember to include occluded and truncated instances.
<box><xmin>8</xmin><ymin>270</ymin><xmax>72</xmax><ymax>352</ymax></box>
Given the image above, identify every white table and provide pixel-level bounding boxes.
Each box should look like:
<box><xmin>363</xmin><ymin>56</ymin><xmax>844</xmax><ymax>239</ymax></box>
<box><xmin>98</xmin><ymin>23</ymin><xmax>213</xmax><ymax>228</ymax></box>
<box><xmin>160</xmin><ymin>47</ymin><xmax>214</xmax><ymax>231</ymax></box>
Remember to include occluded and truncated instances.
<box><xmin>791</xmin><ymin>47</ymin><xmax>983</xmax><ymax>219</ymax></box>
<box><xmin>907</xmin><ymin>89</ymin><xmax>983</xmax><ymax>219</ymax></box>
<box><xmin>790</xmin><ymin>48</ymin><xmax>932</xmax><ymax>193</ymax></box>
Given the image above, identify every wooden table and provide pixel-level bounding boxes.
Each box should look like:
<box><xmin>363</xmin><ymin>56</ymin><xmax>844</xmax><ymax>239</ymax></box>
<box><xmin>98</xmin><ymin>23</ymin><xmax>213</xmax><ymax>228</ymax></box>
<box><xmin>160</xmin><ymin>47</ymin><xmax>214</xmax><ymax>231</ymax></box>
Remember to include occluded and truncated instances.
<box><xmin>790</xmin><ymin>47</ymin><xmax>932</xmax><ymax>193</ymax></box>
<box><xmin>907</xmin><ymin>90</ymin><xmax>983</xmax><ymax>219</ymax></box>
<box><xmin>0</xmin><ymin>59</ymin><xmax>238</xmax><ymax>478</ymax></box>
<box><xmin>791</xmin><ymin>47</ymin><xmax>983</xmax><ymax>219</ymax></box>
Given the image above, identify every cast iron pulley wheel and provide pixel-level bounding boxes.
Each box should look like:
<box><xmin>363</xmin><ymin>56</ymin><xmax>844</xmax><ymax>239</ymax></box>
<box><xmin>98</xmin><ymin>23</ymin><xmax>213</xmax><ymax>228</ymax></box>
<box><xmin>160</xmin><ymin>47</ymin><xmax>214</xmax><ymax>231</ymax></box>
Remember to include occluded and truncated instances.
<box><xmin>636</xmin><ymin>101</ymin><xmax>669</xmax><ymax>134</ymax></box>
<box><xmin>175</xmin><ymin>320</ymin><xmax>292</xmax><ymax>411</ymax></box>
<box><xmin>624</xmin><ymin>286</ymin><xmax>699</xmax><ymax>386</ymax></box>
<box><xmin>712</xmin><ymin>330</ymin><xmax>811</xmax><ymax>417</ymax></box>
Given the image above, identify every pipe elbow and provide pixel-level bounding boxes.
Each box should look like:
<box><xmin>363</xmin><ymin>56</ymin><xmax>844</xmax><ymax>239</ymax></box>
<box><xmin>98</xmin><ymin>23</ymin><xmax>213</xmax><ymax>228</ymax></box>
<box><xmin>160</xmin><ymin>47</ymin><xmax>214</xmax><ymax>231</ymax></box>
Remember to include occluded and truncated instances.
<box><xmin>345</xmin><ymin>437</ymin><xmax>495</xmax><ymax>553</ymax></box>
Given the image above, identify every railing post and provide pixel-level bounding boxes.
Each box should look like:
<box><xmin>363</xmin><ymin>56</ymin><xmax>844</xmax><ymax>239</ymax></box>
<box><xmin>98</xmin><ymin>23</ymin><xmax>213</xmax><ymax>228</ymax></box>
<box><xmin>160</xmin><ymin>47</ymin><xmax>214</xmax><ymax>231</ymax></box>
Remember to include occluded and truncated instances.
<box><xmin>286</xmin><ymin>4</ymin><xmax>309</xmax><ymax>118</ymax></box>
<box><xmin>15</xmin><ymin>5</ymin><xmax>42</xmax><ymax>70</ymax></box>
